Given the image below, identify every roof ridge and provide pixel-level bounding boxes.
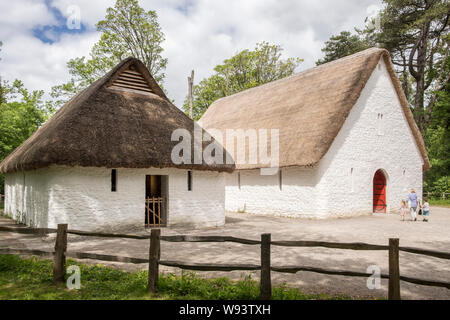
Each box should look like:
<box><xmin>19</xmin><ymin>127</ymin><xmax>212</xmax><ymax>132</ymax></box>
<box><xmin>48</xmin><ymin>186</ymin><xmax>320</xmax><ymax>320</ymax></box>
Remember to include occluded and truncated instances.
<box><xmin>199</xmin><ymin>46</ymin><xmax>429</xmax><ymax>171</ymax></box>
<box><xmin>211</xmin><ymin>47</ymin><xmax>385</xmax><ymax>105</ymax></box>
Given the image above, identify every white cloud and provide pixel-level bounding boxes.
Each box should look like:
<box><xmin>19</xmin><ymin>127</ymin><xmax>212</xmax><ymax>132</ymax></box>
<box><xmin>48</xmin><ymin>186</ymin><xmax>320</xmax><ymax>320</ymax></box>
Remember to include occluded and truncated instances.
<box><xmin>0</xmin><ymin>0</ymin><xmax>56</xmax><ymax>31</ymax></box>
<box><xmin>0</xmin><ymin>0</ymin><xmax>382</xmax><ymax>107</ymax></box>
<box><xmin>1</xmin><ymin>31</ymin><xmax>100</xmax><ymax>97</ymax></box>
<box><xmin>51</xmin><ymin>0</ymin><xmax>111</xmax><ymax>28</ymax></box>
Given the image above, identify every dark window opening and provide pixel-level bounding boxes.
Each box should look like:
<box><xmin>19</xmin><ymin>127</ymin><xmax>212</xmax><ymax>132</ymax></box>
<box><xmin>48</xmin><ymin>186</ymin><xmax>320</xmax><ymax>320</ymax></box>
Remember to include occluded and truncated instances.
<box><xmin>187</xmin><ymin>171</ymin><xmax>192</xmax><ymax>191</ymax></box>
<box><xmin>145</xmin><ymin>175</ymin><xmax>167</xmax><ymax>227</ymax></box>
<box><xmin>111</xmin><ymin>169</ymin><xmax>117</xmax><ymax>192</ymax></box>
<box><xmin>238</xmin><ymin>172</ymin><xmax>241</xmax><ymax>190</ymax></box>
<box><xmin>279</xmin><ymin>170</ymin><xmax>282</xmax><ymax>191</ymax></box>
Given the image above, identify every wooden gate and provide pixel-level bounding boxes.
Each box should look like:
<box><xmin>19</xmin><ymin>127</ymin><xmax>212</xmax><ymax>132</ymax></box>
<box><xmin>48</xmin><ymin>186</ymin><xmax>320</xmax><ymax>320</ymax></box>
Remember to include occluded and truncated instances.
<box><xmin>373</xmin><ymin>170</ymin><xmax>387</xmax><ymax>213</ymax></box>
<box><xmin>145</xmin><ymin>197</ymin><xmax>165</xmax><ymax>227</ymax></box>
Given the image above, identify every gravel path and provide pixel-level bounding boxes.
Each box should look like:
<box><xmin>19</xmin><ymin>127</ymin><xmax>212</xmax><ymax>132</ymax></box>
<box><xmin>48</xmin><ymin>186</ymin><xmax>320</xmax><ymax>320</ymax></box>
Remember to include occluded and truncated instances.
<box><xmin>1</xmin><ymin>207</ymin><xmax>449</xmax><ymax>300</ymax></box>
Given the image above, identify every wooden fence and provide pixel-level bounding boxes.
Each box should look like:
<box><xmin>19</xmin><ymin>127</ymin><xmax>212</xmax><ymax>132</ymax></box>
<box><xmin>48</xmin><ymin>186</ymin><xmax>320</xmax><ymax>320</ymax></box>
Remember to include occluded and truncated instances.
<box><xmin>0</xmin><ymin>224</ymin><xmax>449</xmax><ymax>299</ymax></box>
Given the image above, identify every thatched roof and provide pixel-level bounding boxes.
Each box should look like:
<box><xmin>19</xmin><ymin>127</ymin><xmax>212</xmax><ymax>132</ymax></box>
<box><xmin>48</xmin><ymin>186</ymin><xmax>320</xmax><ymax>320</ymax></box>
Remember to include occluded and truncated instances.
<box><xmin>199</xmin><ymin>48</ymin><xmax>430</xmax><ymax>171</ymax></box>
<box><xmin>0</xmin><ymin>58</ymin><xmax>234</xmax><ymax>173</ymax></box>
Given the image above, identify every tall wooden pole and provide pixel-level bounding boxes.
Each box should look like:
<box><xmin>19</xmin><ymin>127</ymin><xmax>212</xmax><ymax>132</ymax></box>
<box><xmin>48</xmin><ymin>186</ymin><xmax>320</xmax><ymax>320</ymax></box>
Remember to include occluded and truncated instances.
<box><xmin>53</xmin><ymin>223</ymin><xmax>68</xmax><ymax>285</ymax></box>
<box><xmin>148</xmin><ymin>228</ymin><xmax>161</xmax><ymax>293</ymax></box>
<box><xmin>188</xmin><ymin>70</ymin><xmax>194</xmax><ymax>119</ymax></box>
<box><xmin>260</xmin><ymin>233</ymin><xmax>272</xmax><ymax>299</ymax></box>
<box><xmin>388</xmin><ymin>238</ymin><xmax>401</xmax><ymax>300</ymax></box>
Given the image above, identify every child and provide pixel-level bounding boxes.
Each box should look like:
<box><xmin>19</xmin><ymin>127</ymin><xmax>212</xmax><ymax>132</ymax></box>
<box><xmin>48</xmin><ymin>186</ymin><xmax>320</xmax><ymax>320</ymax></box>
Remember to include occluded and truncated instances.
<box><xmin>422</xmin><ymin>198</ymin><xmax>430</xmax><ymax>222</ymax></box>
<box><xmin>400</xmin><ymin>200</ymin><xmax>408</xmax><ymax>221</ymax></box>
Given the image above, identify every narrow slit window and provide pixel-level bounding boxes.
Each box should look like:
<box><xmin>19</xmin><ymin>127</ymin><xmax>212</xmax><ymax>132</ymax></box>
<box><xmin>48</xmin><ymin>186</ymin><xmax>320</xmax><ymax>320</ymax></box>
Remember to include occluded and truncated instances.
<box><xmin>187</xmin><ymin>170</ymin><xmax>192</xmax><ymax>191</ymax></box>
<box><xmin>377</xmin><ymin>113</ymin><xmax>384</xmax><ymax>136</ymax></box>
<box><xmin>238</xmin><ymin>172</ymin><xmax>241</xmax><ymax>190</ymax></box>
<box><xmin>279</xmin><ymin>170</ymin><xmax>283</xmax><ymax>191</ymax></box>
<box><xmin>350</xmin><ymin>168</ymin><xmax>354</xmax><ymax>192</ymax></box>
<box><xmin>111</xmin><ymin>169</ymin><xmax>117</xmax><ymax>192</ymax></box>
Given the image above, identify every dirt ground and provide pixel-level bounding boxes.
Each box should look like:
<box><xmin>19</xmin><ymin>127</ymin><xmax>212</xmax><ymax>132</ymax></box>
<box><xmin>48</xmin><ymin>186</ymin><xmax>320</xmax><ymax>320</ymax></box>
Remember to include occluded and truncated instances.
<box><xmin>1</xmin><ymin>207</ymin><xmax>449</xmax><ymax>300</ymax></box>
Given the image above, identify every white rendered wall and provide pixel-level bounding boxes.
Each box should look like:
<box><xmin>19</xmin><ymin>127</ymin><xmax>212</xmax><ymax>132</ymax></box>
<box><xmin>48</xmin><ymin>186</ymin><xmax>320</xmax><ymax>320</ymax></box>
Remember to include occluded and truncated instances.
<box><xmin>4</xmin><ymin>169</ymin><xmax>50</xmax><ymax>227</ymax></box>
<box><xmin>225</xmin><ymin>167</ymin><xmax>319</xmax><ymax>218</ymax></box>
<box><xmin>315</xmin><ymin>59</ymin><xmax>423</xmax><ymax>217</ymax></box>
<box><xmin>4</xmin><ymin>166</ymin><xmax>225</xmax><ymax>230</ymax></box>
<box><xmin>225</xmin><ymin>59</ymin><xmax>424</xmax><ymax>218</ymax></box>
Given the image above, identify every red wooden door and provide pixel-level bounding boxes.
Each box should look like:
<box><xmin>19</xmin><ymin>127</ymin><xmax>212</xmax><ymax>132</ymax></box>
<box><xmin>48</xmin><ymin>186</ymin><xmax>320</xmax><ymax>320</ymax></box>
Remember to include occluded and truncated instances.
<box><xmin>373</xmin><ymin>170</ymin><xmax>386</xmax><ymax>213</ymax></box>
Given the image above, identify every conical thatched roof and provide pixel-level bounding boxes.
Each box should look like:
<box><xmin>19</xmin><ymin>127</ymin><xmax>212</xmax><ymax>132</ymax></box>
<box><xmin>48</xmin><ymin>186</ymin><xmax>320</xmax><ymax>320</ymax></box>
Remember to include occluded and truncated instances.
<box><xmin>199</xmin><ymin>48</ymin><xmax>430</xmax><ymax>171</ymax></box>
<box><xmin>0</xmin><ymin>58</ymin><xmax>233</xmax><ymax>173</ymax></box>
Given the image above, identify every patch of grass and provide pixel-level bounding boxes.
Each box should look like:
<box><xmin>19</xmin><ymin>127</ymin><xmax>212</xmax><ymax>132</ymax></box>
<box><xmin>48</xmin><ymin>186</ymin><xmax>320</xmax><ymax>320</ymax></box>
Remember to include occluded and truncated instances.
<box><xmin>429</xmin><ymin>199</ymin><xmax>450</xmax><ymax>208</ymax></box>
<box><xmin>0</xmin><ymin>254</ymin><xmax>352</xmax><ymax>300</ymax></box>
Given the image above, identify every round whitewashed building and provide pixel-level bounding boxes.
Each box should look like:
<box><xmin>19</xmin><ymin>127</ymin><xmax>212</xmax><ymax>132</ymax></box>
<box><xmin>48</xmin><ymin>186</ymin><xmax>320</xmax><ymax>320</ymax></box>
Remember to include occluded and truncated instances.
<box><xmin>0</xmin><ymin>58</ymin><xmax>233</xmax><ymax>231</ymax></box>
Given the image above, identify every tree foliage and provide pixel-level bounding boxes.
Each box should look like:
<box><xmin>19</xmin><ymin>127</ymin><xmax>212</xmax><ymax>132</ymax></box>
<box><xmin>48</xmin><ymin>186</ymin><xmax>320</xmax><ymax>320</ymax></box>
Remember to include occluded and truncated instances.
<box><xmin>183</xmin><ymin>42</ymin><xmax>303</xmax><ymax>120</ymax></box>
<box><xmin>0</xmin><ymin>81</ymin><xmax>48</xmax><ymax>159</ymax></box>
<box><xmin>423</xmin><ymin>54</ymin><xmax>450</xmax><ymax>195</ymax></box>
<box><xmin>317</xmin><ymin>1</ymin><xmax>449</xmax><ymax>133</ymax></box>
<box><xmin>51</xmin><ymin>0</ymin><xmax>168</xmax><ymax>108</ymax></box>
<box><xmin>371</xmin><ymin>0</ymin><xmax>450</xmax><ymax>132</ymax></box>
<box><xmin>0</xmin><ymin>80</ymin><xmax>52</xmax><ymax>194</ymax></box>
<box><xmin>0</xmin><ymin>41</ymin><xmax>6</xmax><ymax>104</ymax></box>
<box><xmin>316</xmin><ymin>31</ymin><xmax>372</xmax><ymax>65</ymax></box>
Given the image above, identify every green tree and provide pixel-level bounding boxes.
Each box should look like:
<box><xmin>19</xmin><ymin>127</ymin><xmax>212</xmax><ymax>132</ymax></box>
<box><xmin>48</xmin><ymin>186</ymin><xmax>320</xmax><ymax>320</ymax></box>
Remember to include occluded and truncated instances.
<box><xmin>0</xmin><ymin>80</ymin><xmax>51</xmax><ymax>194</ymax></box>
<box><xmin>368</xmin><ymin>0</ymin><xmax>450</xmax><ymax>193</ymax></box>
<box><xmin>0</xmin><ymin>41</ymin><xmax>6</xmax><ymax>104</ymax></box>
<box><xmin>423</xmin><ymin>52</ymin><xmax>450</xmax><ymax>194</ymax></box>
<box><xmin>316</xmin><ymin>31</ymin><xmax>372</xmax><ymax>65</ymax></box>
<box><xmin>372</xmin><ymin>0</ymin><xmax>450</xmax><ymax>132</ymax></box>
<box><xmin>183</xmin><ymin>42</ymin><xmax>303</xmax><ymax>120</ymax></box>
<box><xmin>317</xmin><ymin>1</ymin><xmax>449</xmax><ymax>132</ymax></box>
<box><xmin>51</xmin><ymin>0</ymin><xmax>168</xmax><ymax>108</ymax></box>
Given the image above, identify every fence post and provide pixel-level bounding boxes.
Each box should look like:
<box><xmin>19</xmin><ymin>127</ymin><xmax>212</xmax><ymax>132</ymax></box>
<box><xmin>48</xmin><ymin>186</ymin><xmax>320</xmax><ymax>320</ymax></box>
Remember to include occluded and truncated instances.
<box><xmin>260</xmin><ymin>233</ymin><xmax>271</xmax><ymax>299</ymax></box>
<box><xmin>53</xmin><ymin>223</ymin><xmax>68</xmax><ymax>285</ymax></box>
<box><xmin>147</xmin><ymin>228</ymin><xmax>161</xmax><ymax>293</ymax></box>
<box><xmin>388</xmin><ymin>238</ymin><xmax>401</xmax><ymax>300</ymax></box>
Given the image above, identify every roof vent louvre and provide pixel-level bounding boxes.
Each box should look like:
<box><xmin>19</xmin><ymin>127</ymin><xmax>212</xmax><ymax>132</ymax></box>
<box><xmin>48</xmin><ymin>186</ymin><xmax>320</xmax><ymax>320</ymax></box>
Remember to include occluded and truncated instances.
<box><xmin>109</xmin><ymin>66</ymin><xmax>154</xmax><ymax>94</ymax></box>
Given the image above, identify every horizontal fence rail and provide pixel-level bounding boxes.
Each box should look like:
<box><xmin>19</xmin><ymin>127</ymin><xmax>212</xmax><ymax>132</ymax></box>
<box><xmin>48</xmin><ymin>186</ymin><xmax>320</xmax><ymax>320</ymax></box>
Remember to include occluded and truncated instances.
<box><xmin>271</xmin><ymin>240</ymin><xmax>389</xmax><ymax>250</ymax></box>
<box><xmin>0</xmin><ymin>226</ymin><xmax>260</xmax><ymax>244</ymax></box>
<box><xmin>2</xmin><ymin>225</ymin><xmax>448</xmax><ymax>260</ymax></box>
<box><xmin>159</xmin><ymin>260</ymin><xmax>261</xmax><ymax>272</ymax></box>
<box><xmin>2</xmin><ymin>225</ymin><xmax>450</xmax><ymax>257</ymax></box>
<box><xmin>0</xmin><ymin>247</ymin><xmax>54</xmax><ymax>258</ymax></box>
<box><xmin>271</xmin><ymin>265</ymin><xmax>390</xmax><ymax>278</ymax></box>
<box><xmin>67</xmin><ymin>229</ymin><xmax>149</xmax><ymax>240</ymax></box>
<box><xmin>398</xmin><ymin>246</ymin><xmax>450</xmax><ymax>260</ymax></box>
<box><xmin>0</xmin><ymin>226</ymin><xmax>57</xmax><ymax>235</ymax></box>
<box><xmin>161</xmin><ymin>235</ymin><xmax>260</xmax><ymax>245</ymax></box>
<box><xmin>66</xmin><ymin>251</ymin><xmax>148</xmax><ymax>264</ymax></box>
<box><xmin>1</xmin><ymin>224</ymin><xmax>449</xmax><ymax>299</ymax></box>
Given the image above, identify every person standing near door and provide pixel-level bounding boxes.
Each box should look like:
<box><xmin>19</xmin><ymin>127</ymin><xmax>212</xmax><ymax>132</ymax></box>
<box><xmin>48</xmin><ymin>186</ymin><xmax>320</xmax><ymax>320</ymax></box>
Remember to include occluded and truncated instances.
<box><xmin>406</xmin><ymin>189</ymin><xmax>418</xmax><ymax>221</ymax></box>
<box><xmin>422</xmin><ymin>198</ymin><xmax>430</xmax><ymax>222</ymax></box>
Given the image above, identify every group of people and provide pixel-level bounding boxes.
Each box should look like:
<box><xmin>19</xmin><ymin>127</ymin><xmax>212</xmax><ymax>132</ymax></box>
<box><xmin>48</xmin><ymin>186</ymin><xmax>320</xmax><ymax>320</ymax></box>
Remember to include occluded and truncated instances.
<box><xmin>400</xmin><ymin>189</ymin><xmax>430</xmax><ymax>222</ymax></box>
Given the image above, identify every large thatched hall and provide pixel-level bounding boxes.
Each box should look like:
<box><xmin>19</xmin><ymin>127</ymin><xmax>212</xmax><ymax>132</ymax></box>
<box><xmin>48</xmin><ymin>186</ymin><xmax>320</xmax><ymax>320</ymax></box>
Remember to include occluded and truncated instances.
<box><xmin>200</xmin><ymin>48</ymin><xmax>430</xmax><ymax>218</ymax></box>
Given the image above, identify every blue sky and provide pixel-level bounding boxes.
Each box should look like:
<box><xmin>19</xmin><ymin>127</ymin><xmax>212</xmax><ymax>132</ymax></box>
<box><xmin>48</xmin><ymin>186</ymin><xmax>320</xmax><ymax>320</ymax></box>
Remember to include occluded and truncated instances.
<box><xmin>0</xmin><ymin>0</ymin><xmax>382</xmax><ymax>107</ymax></box>
<box><xmin>32</xmin><ymin>0</ymin><xmax>87</xmax><ymax>44</ymax></box>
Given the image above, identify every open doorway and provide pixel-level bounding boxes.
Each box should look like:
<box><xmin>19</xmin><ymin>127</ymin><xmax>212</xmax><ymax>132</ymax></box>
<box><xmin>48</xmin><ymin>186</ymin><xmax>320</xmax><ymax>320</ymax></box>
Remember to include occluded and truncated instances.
<box><xmin>373</xmin><ymin>169</ymin><xmax>387</xmax><ymax>213</ymax></box>
<box><xmin>145</xmin><ymin>175</ymin><xmax>168</xmax><ymax>227</ymax></box>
